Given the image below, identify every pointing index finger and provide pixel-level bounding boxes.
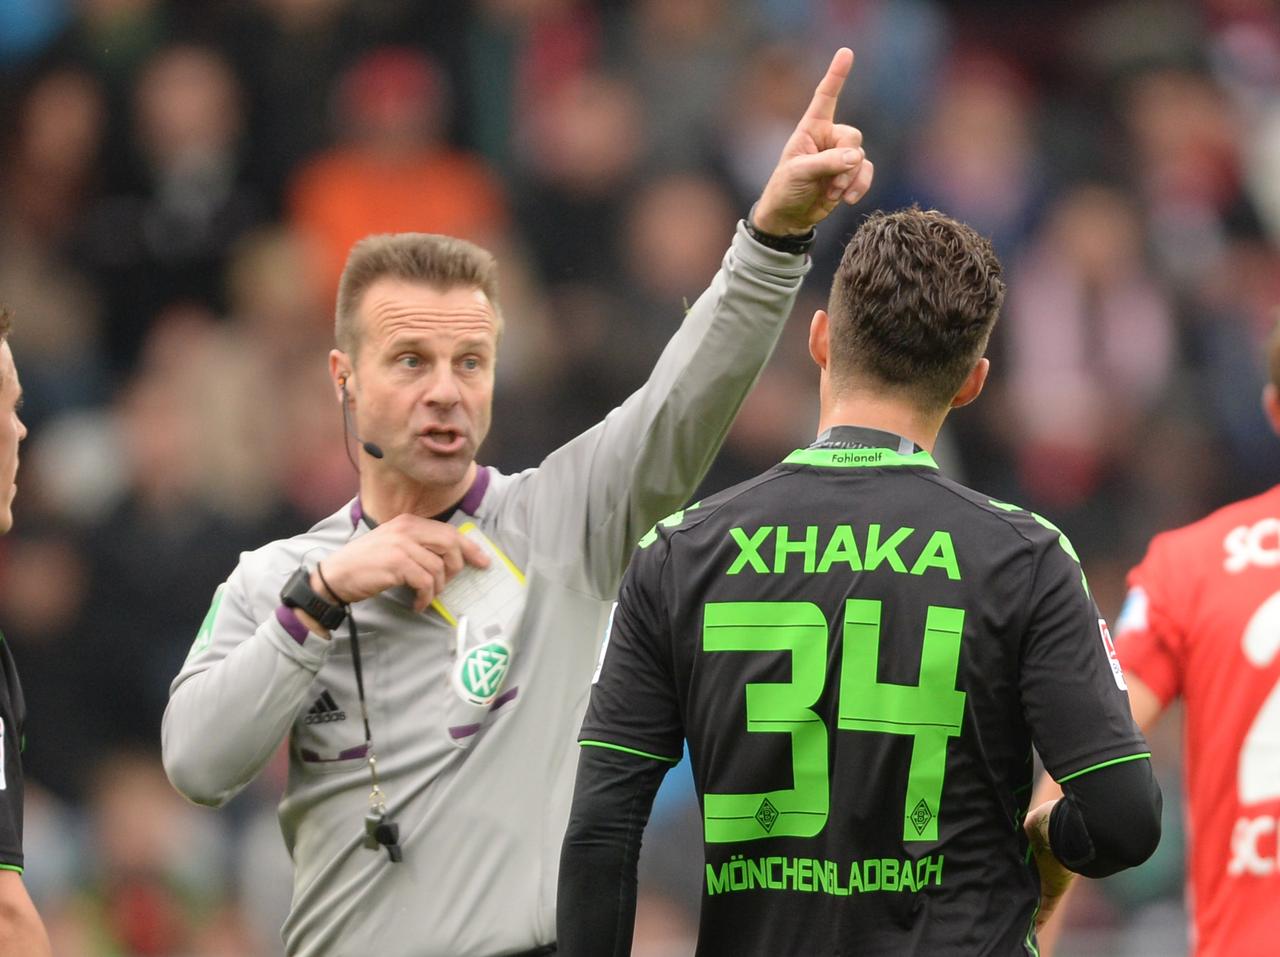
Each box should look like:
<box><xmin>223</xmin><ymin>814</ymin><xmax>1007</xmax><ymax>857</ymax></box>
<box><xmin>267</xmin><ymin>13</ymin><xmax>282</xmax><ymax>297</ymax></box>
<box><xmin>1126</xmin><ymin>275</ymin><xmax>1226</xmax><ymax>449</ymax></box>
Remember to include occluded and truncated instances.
<box><xmin>803</xmin><ymin>47</ymin><xmax>854</xmax><ymax>125</ymax></box>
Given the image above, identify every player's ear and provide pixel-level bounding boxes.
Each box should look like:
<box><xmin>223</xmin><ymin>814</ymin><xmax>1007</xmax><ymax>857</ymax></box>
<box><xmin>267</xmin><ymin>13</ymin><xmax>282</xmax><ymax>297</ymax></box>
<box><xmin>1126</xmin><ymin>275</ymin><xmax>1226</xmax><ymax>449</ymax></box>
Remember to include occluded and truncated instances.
<box><xmin>1262</xmin><ymin>383</ymin><xmax>1280</xmax><ymax>437</ymax></box>
<box><xmin>809</xmin><ymin>310</ymin><xmax>830</xmax><ymax>371</ymax></box>
<box><xmin>951</xmin><ymin>357</ymin><xmax>990</xmax><ymax>409</ymax></box>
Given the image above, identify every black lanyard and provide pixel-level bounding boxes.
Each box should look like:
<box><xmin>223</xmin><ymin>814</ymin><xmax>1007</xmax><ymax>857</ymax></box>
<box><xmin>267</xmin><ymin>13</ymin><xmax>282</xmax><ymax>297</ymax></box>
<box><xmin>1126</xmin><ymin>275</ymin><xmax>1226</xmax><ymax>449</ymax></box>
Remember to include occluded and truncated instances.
<box><xmin>329</xmin><ymin>517</ymin><xmax>403</xmax><ymax>862</ymax></box>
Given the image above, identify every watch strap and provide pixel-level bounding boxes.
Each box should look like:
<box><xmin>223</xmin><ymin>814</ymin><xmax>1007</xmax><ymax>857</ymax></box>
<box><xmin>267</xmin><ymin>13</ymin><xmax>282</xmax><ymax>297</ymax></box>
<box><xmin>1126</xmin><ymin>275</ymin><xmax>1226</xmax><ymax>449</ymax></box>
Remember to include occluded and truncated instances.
<box><xmin>280</xmin><ymin>566</ymin><xmax>348</xmax><ymax>630</ymax></box>
<box><xmin>745</xmin><ymin>204</ymin><xmax>817</xmax><ymax>255</ymax></box>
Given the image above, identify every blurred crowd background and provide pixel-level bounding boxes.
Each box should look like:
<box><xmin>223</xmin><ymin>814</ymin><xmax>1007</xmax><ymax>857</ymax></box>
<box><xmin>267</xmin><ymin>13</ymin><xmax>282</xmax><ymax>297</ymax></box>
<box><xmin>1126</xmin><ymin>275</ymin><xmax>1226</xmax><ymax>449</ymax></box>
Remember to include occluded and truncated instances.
<box><xmin>1</xmin><ymin>0</ymin><xmax>1278</xmax><ymax>953</ymax></box>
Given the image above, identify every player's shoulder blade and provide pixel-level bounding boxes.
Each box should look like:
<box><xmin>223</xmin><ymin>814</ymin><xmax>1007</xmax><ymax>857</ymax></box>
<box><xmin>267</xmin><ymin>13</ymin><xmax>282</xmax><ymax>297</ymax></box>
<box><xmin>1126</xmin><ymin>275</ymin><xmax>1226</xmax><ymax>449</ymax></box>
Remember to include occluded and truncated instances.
<box><xmin>960</xmin><ymin>487</ymin><xmax>1080</xmax><ymax>554</ymax></box>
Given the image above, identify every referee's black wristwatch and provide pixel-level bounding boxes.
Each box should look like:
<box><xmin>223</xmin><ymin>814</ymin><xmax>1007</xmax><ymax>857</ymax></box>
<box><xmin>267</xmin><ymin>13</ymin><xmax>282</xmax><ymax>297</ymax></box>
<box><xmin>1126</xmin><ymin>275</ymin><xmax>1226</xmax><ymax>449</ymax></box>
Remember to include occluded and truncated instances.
<box><xmin>745</xmin><ymin>203</ymin><xmax>817</xmax><ymax>255</ymax></box>
<box><xmin>280</xmin><ymin>567</ymin><xmax>348</xmax><ymax>630</ymax></box>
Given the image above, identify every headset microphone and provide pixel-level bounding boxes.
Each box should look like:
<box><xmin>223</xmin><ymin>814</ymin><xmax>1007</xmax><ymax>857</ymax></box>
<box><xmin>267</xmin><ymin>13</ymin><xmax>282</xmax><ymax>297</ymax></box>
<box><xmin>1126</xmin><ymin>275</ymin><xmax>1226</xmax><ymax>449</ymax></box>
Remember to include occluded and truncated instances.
<box><xmin>340</xmin><ymin>378</ymin><xmax>384</xmax><ymax>460</ymax></box>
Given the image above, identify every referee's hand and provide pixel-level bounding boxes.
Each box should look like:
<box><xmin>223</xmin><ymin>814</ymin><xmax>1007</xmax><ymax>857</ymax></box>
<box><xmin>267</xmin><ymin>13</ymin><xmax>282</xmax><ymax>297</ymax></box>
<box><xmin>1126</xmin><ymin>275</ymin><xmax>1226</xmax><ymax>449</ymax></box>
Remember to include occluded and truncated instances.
<box><xmin>312</xmin><ymin>515</ymin><xmax>490</xmax><ymax>614</ymax></box>
<box><xmin>752</xmin><ymin>47</ymin><xmax>874</xmax><ymax>238</ymax></box>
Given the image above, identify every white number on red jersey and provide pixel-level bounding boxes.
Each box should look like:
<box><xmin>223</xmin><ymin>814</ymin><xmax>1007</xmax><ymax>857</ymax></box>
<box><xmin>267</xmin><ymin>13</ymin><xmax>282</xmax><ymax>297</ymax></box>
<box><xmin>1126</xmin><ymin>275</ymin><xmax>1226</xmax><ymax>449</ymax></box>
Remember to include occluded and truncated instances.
<box><xmin>1239</xmin><ymin>591</ymin><xmax>1280</xmax><ymax>805</ymax></box>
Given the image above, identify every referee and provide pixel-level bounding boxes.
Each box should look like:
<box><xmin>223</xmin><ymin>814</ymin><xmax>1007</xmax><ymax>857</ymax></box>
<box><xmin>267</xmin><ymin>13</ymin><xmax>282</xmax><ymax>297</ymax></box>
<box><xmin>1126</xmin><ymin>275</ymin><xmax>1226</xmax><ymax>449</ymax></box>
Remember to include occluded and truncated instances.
<box><xmin>558</xmin><ymin>208</ymin><xmax>1162</xmax><ymax>955</ymax></box>
<box><xmin>0</xmin><ymin>307</ymin><xmax>51</xmax><ymax>956</ymax></box>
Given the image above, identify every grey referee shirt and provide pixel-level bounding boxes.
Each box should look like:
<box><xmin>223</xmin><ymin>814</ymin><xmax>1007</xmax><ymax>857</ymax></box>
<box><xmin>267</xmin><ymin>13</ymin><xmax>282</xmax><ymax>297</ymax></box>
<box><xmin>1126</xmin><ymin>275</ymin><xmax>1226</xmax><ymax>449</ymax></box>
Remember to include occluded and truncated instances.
<box><xmin>161</xmin><ymin>222</ymin><xmax>811</xmax><ymax>957</ymax></box>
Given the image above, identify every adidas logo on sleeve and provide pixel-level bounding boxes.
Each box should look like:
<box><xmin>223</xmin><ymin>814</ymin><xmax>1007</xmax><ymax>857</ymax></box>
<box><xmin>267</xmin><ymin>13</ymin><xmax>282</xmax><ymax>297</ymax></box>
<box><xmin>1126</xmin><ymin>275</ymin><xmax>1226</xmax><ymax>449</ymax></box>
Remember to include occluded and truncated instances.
<box><xmin>304</xmin><ymin>690</ymin><xmax>347</xmax><ymax>724</ymax></box>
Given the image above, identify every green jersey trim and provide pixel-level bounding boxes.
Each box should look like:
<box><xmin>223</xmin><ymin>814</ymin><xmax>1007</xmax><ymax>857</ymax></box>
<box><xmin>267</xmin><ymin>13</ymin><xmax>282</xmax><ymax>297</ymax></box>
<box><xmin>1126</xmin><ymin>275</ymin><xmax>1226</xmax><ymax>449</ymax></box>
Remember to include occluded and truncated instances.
<box><xmin>580</xmin><ymin>740</ymin><xmax>681</xmax><ymax>765</ymax></box>
<box><xmin>784</xmin><ymin>448</ymin><xmax>938</xmax><ymax>470</ymax></box>
<box><xmin>0</xmin><ymin>864</ymin><xmax>23</xmax><ymax>875</ymax></box>
<box><xmin>187</xmin><ymin>584</ymin><xmax>225</xmax><ymax>662</ymax></box>
<box><xmin>638</xmin><ymin>501</ymin><xmax>701</xmax><ymax>549</ymax></box>
<box><xmin>1023</xmin><ymin>901</ymin><xmax>1041</xmax><ymax>956</ymax></box>
<box><xmin>1057</xmin><ymin>752</ymin><xmax>1151</xmax><ymax>784</ymax></box>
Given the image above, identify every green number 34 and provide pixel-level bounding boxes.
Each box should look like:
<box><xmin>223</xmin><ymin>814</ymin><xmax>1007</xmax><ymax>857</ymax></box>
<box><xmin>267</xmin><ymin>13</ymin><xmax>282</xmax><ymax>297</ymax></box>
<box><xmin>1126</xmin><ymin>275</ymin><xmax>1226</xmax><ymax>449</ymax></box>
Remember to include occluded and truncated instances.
<box><xmin>702</xmin><ymin>600</ymin><xmax>966</xmax><ymax>845</ymax></box>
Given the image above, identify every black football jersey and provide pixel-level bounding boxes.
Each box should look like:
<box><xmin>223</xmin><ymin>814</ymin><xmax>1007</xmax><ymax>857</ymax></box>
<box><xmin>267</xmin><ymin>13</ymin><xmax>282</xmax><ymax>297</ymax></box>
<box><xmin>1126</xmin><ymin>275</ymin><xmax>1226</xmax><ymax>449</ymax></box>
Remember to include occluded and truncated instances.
<box><xmin>581</xmin><ymin>427</ymin><xmax>1147</xmax><ymax>956</ymax></box>
<box><xmin>0</xmin><ymin>632</ymin><xmax>26</xmax><ymax>872</ymax></box>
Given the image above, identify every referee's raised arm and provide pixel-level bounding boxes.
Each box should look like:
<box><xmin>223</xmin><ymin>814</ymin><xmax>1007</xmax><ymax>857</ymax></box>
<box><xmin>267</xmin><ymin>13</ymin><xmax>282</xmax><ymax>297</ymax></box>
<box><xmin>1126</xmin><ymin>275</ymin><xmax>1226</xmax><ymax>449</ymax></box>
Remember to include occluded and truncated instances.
<box><xmin>485</xmin><ymin>46</ymin><xmax>875</xmax><ymax>606</ymax></box>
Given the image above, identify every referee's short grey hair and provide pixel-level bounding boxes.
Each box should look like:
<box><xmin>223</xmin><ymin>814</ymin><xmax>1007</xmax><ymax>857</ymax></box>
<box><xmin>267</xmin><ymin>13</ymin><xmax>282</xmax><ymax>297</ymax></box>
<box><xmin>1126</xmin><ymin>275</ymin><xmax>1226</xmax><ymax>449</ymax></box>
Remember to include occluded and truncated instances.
<box><xmin>335</xmin><ymin>233</ymin><xmax>502</xmax><ymax>356</ymax></box>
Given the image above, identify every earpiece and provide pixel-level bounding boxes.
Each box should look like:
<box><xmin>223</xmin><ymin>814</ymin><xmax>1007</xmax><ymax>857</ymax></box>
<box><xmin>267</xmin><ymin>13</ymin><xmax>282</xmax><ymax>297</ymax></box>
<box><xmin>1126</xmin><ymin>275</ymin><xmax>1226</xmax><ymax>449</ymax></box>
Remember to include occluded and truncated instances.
<box><xmin>340</xmin><ymin>375</ymin><xmax>384</xmax><ymax>460</ymax></box>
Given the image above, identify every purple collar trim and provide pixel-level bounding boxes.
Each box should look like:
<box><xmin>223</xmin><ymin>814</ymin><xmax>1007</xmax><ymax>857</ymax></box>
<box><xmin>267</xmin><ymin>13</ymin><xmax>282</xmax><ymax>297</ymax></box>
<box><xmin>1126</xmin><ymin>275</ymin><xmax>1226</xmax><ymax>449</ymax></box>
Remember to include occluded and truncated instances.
<box><xmin>351</xmin><ymin>466</ymin><xmax>490</xmax><ymax>529</ymax></box>
<box><xmin>457</xmin><ymin>465</ymin><xmax>490</xmax><ymax>515</ymax></box>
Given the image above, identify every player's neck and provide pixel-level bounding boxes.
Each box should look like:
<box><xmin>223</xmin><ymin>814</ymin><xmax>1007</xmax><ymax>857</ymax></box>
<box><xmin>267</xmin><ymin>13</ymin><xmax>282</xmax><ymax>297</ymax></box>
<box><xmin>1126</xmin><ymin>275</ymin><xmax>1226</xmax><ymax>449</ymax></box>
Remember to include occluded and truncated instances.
<box><xmin>817</xmin><ymin>394</ymin><xmax>944</xmax><ymax>454</ymax></box>
<box><xmin>360</xmin><ymin>461</ymin><xmax>478</xmax><ymax>523</ymax></box>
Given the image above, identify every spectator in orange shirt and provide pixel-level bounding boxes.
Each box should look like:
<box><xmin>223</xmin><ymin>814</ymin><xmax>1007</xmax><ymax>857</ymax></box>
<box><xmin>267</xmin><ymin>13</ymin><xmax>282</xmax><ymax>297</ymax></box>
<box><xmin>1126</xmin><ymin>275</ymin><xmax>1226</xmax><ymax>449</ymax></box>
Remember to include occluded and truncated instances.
<box><xmin>289</xmin><ymin>47</ymin><xmax>507</xmax><ymax>297</ymax></box>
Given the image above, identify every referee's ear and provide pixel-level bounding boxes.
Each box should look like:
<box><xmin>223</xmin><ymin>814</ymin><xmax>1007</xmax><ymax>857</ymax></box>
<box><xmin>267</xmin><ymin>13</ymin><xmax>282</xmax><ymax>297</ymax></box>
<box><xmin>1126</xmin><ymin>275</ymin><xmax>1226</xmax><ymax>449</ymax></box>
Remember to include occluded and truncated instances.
<box><xmin>950</xmin><ymin>357</ymin><xmax>990</xmax><ymax>409</ymax></box>
<box><xmin>1263</xmin><ymin>383</ymin><xmax>1280</xmax><ymax>437</ymax></box>
<box><xmin>330</xmin><ymin>349</ymin><xmax>354</xmax><ymax>404</ymax></box>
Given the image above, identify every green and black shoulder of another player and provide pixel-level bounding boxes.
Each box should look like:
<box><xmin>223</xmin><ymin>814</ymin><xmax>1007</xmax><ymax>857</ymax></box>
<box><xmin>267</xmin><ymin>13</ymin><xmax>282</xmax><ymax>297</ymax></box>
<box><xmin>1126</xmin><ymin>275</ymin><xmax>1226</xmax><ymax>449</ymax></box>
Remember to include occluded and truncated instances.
<box><xmin>618</xmin><ymin>471</ymin><xmax>788</xmax><ymax>649</ymax></box>
<box><xmin>0</xmin><ymin>635</ymin><xmax>20</xmax><ymax>729</ymax></box>
<box><xmin>634</xmin><ymin>468</ymin><xmax>789</xmax><ymax>557</ymax></box>
<box><xmin>624</xmin><ymin>500</ymin><xmax>708</xmax><ymax>607</ymax></box>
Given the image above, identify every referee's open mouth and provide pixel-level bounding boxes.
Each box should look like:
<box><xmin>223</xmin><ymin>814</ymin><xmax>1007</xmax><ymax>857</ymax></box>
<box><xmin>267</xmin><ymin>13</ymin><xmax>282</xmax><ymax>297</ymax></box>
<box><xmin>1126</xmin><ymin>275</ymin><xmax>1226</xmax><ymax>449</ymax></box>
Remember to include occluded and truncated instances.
<box><xmin>418</xmin><ymin>427</ymin><xmax>466</xmax><ymax>455</ymax></box>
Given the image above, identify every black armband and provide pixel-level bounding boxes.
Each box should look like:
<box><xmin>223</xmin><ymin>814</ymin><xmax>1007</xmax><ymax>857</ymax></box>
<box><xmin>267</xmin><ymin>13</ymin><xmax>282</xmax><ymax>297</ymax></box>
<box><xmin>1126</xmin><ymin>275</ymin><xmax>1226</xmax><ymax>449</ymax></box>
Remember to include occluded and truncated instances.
<box><xmin>1049</xmin><ymin>757</ymin><xmax>1162</xmax><ymax>879</ymax></box>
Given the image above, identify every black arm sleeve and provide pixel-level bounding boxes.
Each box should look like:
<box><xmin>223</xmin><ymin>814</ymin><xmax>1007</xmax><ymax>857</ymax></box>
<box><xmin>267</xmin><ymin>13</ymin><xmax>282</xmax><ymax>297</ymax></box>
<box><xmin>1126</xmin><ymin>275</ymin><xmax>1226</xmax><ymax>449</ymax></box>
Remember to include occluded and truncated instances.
<box><xmin>557</xmin><ymin>746</ymin><xmax>670</xmax><ymax>957</ymax></box>
<box><xmin>1048</xmin><ymin>757</ymin><xmax>1162</xmax><ymax>879</ymax></box>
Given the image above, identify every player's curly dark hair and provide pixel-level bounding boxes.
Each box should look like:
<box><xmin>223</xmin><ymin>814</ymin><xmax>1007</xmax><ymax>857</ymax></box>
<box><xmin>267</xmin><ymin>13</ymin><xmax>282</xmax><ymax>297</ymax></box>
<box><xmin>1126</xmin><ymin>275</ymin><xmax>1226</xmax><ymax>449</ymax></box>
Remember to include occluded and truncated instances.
<box><xmin>827</xmin><ymin>206</ymin><xmax>1005</xmax><ymax>411</ymax></box>
<box><xmin>0</xmin><ymin>305</ymin><xmax>11</xmax><ymax>342</ymax></box>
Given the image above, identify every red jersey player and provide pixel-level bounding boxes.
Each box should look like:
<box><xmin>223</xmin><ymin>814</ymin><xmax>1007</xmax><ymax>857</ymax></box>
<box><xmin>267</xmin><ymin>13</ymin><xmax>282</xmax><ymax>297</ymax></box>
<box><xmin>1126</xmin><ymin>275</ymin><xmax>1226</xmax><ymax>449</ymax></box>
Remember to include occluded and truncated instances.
<box><xmin>1034</xmin><ymin>321</ymin><xmax>1280</xmax><ymax>956</ymax></box>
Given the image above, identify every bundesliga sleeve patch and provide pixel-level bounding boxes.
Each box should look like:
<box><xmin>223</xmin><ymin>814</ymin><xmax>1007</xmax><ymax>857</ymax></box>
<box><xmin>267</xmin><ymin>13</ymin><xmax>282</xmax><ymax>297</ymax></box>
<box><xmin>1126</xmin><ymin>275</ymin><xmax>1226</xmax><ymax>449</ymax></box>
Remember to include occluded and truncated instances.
<box><xmin>1115</xmin><ymin>586</ymin><xmax>1148</xmax><ymax>637</ymax></box>
<box><xmin>592</xmin><ymin>603</ymin><xmax>618</xmax><ymax>685</ymax></box>
<box><xmin>1098</xmin><ymin>618</ymin><xmax>1128</xmax><ymax>691</ymax></box>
